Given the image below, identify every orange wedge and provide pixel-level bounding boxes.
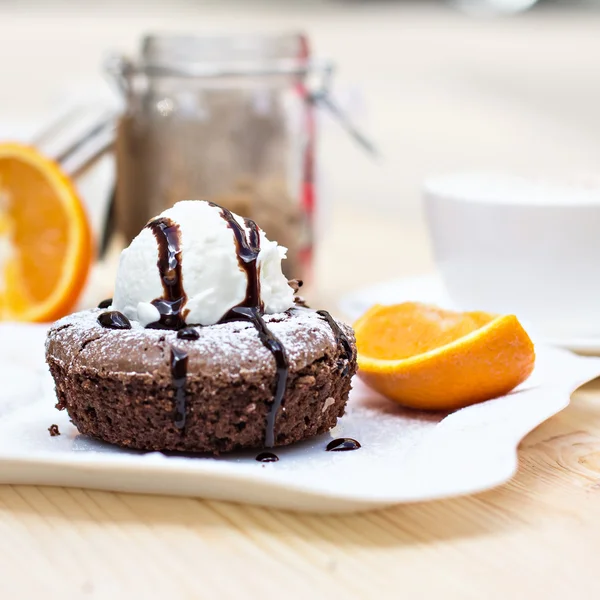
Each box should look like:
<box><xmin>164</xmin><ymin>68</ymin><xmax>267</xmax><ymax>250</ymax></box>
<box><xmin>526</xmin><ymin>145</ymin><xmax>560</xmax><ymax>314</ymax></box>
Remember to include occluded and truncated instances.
<box><xmin>354</xmin><ymin>302</ymin><xmax>535</xmax><ymax>411</ymax></box>
<box><xmin>0</xmin><ymin>142</ymin><xmax>92</xmax><ymax>322</ymax></box>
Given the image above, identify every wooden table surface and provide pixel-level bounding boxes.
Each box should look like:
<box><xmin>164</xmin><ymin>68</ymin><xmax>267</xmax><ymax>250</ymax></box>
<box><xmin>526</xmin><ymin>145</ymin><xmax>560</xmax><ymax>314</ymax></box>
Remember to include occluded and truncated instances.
<box><xmin>2</xmin><ymin>206</ymin><xmax>600</xmax><ymax>599</ymax></box>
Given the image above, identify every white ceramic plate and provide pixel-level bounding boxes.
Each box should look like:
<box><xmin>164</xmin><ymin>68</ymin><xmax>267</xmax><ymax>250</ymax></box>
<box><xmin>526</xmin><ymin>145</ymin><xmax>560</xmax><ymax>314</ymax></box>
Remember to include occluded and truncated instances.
<box><xmin>339</xmin><ymin>273</ymin><xmax>600</xmax><ymax>355</ymax></box>
<box><xmin>1</xmin><ymin>323</ymin><xmax>599</xmax><ymax>513</ymax></box>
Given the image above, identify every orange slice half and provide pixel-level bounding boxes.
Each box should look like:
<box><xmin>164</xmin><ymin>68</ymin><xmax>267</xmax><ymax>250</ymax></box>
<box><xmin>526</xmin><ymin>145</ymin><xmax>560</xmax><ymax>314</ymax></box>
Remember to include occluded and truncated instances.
<box><xmin>0</xmin><ymin>142</ymin><xmax>92</xmax><ymax>322</ymax></box>
<box><xmin>354</xmin><ymin>302</ymin><xmax>535</xmax><ymax>411</ymax></box>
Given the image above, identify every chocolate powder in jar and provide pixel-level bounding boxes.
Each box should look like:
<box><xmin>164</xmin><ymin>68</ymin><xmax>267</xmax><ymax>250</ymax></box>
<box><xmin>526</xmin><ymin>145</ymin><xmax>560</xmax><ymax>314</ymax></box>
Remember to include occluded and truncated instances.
<box><xmin>115</xmin><ymin>86</ymin><xmax>308</xmax><ymax>280</ymax></box>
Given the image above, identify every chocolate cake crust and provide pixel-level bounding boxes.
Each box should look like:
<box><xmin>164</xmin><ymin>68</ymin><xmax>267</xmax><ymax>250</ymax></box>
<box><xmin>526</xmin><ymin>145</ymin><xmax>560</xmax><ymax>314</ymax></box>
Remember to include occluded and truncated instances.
<box><xmin>46</xmin><ymin>308</ymin><xmax>357</xmax><ymax>453</ymax></box>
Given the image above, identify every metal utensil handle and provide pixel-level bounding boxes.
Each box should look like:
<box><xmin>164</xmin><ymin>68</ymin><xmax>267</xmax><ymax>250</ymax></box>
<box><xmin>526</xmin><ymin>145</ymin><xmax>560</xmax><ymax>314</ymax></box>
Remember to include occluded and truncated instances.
<box><xmin>308</xmin><ymin>62</ymin><xmax>378</xmax><ymax>158</ymax></box>
<box><xmin>30</xmin><ymin>111</ymin><xmax>116</xmax><ymax>177</ymax></box>
<box><xmin>54</xmin><ymin>112</ymin><xmax>115</xmax><ymax>165</ymax></box>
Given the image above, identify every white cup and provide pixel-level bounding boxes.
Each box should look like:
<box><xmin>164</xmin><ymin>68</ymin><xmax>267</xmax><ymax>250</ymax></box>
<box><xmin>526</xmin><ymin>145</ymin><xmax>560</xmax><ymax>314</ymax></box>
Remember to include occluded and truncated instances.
<box><xmin>424</xmin><ymin>173</ymin><xmax>600</xmax><ymax>339</ymax></box>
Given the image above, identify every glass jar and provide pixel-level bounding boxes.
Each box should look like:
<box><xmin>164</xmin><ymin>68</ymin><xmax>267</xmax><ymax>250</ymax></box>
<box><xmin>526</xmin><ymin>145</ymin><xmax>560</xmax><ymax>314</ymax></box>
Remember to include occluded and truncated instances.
<box><xmin>108</xmin><ymin>33</ymin><xmax>322</xmax><ymax>281</ymax></box>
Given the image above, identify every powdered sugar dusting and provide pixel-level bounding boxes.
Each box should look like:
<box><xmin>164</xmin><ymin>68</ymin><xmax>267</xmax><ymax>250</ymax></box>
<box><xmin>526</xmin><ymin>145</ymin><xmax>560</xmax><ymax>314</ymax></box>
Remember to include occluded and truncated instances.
<box><xmin>47</xmin><ymin>308</ymin><xmax>355</xmax><ymax>378</ymax></box>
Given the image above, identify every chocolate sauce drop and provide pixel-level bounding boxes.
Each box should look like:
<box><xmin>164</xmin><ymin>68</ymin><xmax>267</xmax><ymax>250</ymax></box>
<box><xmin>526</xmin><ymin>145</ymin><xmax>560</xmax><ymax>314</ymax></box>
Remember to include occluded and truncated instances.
<box><xmin>171</xmin><ymin>346</ymin><xmax>188</xmax><ymax>429</ymax></box>
<box><xmin>98</xmin><ymin>311</ymin><xmax>132</xmax><ymax>330</ymax></box>
<box><xmin>97</xmin><ymin>298</ymin><xmax>112</xmax><ymax>309</ymax></box>
<box><xmin>146</xmin><ymin>217</ymin><xmax>187</xmax><ymax>330</ymax></box>
<box><xmin>256</xmin><ymin>451</ymin><xmax>279</xmax><ymax>463</ymax></box>
<box><xmin>326</xmin><ymin>438</ymin><xmax>361</xmax><ymax>452</ymax></box>
<box><xmin>210</xmin><ymin>202</ymin><xmax>289</xmax><ymax>448</ymax></box>
<box><xmin>316</xmin><ymin>310</ymin><xmax>353</xmax><ymax>376</ymax></box>
<box><xmin>177</xmin><ymin>327</ymin><xmax>200</xmax><ymax>341</ymax></box>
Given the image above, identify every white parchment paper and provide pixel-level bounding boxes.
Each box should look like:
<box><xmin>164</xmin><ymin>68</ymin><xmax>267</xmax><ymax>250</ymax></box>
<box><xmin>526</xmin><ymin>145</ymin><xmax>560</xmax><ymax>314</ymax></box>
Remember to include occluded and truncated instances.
<box><xmin>0</xmin><ymin>323</ymin><xmax>598</xmax><ymax>512</ymax></box>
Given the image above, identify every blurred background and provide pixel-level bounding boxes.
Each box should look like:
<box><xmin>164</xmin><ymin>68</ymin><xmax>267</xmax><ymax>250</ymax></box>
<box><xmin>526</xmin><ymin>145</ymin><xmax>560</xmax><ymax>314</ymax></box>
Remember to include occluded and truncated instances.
<box><xmin>2</xmin><ymin>0</ymin><xmax>600</xmax><ymax>305</ymax></box>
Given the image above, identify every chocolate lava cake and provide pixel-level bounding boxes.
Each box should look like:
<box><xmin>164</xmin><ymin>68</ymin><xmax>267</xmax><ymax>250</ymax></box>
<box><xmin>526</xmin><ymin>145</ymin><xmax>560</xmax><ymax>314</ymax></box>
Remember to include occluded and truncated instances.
<box><xmin>45</xmin><ymin>200</ymin><xmax>357</xmax><ymax>454</ymax></box>
<box><xmin>46</xmin><ymin>308</ymin><xmax>356</xmax><ymax>453</ymax></box>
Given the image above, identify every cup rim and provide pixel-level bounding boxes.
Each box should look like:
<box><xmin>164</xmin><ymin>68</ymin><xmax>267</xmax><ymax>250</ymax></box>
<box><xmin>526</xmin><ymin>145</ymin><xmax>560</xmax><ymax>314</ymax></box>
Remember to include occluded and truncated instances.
<box><xmin>423</xmin><ymin>171</ymin><xmax>600</xmax><ymax>208</ymax></box>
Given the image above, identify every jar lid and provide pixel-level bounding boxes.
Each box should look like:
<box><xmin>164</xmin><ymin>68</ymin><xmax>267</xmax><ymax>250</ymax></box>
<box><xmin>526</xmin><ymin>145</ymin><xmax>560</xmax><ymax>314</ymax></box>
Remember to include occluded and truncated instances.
<box><xmin>135</xmin><ymin>33</ymin><xmax>315</xmax><ymax>79</ymax></box>
<box><xmin>143</xmin><ymin>33</ymin><xmax>309</xmax><ymax>72</ymax></box>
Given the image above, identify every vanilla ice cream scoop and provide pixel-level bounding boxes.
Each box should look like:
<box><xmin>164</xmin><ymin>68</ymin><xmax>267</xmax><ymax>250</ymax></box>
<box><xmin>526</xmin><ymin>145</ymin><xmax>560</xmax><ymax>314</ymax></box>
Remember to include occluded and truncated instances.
<box><xmin>111</xmin><ymin>200</ymin><xmax>295</xmax><ymax>327</ymax></box>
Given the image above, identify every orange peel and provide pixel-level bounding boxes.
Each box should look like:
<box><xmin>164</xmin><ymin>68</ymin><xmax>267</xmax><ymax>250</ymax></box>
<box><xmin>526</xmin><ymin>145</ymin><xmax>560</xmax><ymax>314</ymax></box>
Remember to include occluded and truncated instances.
<box><xmin>354</xmin><ymin>302</ymin><xmax>535</xmax><ymax>411</ymax></box>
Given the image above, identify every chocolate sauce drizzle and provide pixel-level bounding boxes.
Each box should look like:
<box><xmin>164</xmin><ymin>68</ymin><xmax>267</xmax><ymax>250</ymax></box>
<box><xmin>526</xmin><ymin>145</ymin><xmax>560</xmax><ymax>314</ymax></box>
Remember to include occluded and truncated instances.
<box><xmin>145</xmin><ymin>217</ymin><xmax>191</xmax><ymax>428</ymax></box>
<box><xmin>209</xmin><ymin>203</ymin><xmax>263</xmax><ymax>309</ymax></box>
<box><xmin>256</xmin><ymin>451</ymin><xmax>279</xmax><ymax>463</ymax></box>
<box><xmin>171</xmin><ymin>347</ymin><xmax>188</xmax><ymax>429</ymax></box>
<box><xmin>210</xmin><ymin>202</ymin><xmax>288</xmax><ymax>448</ymax></box>
<box><xmin>225</xmin><ymin>306</ymin><xmax>289</xmax><ymax>448</ymax></box>
<box><xmin>146</xmin><ymin>217</ymin><xmax>187</xmax><ymax>330</ymax></box>
<box><xmin>326</xmin><ymin>438</ymin><xmax>361</xmax><ymax>452</ymax></box>
<box><xmin>316</xmin><ymin>310</ymin><xmax>353</xmax><ymax>376</ymax></box>
<box><xmin>98</xmin><ymin>311</ymin><xmax>131</xmax><ymax>330</ymax></box>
